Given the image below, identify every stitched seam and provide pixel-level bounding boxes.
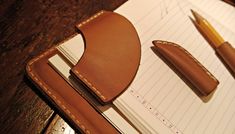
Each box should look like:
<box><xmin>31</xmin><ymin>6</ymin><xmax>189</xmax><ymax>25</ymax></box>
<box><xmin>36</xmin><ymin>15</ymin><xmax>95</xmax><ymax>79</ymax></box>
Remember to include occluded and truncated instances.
<box><xmin>75</xmin><ymin>10</ymin><xmax>107</xmax><ymax>101</ymax></box>
<box><xmin>77</xmin><ymin>10</ymin><xmax>104</xmax><ymax>28</ymax></box>
<box><xmin>156</xmin><ymin>40</ymin><xmax>218</xmax><ymax>82</ymax></box>
<box><xmin>73</xmin><ymin>70</ymin><xmax>106</xmax><ymax>101</ymax></box>
<box><xmin>27</xmin><ymin>48</ymin><xmax>90</xmax><ymax>134</ymax></box>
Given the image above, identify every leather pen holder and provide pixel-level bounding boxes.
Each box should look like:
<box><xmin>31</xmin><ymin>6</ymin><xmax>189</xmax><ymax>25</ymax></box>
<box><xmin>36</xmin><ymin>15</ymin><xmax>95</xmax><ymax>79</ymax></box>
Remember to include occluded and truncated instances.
<box><xmin>215</xmin><ymin>42</ymin><xmax>235</xmax><ymax>76</ymax></box>
<box><xmin>153</xmin><ymin>40</ymin><xmax>219</xmax><ymax>96</ymax></box>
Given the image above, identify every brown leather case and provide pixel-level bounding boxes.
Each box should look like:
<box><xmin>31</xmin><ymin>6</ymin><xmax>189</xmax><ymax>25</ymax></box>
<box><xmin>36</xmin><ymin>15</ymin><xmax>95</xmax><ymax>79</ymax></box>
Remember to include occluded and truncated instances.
<box><xmin>215</xmin><ymin>42</ymin><xmax>235</xmax><ymax>76</ymax></box>
<box><xmin>153</xmin><ymin>40</ymin><xmax>219</xmax><ymax>96</ymax></box>
<box><xmin>26</xmin><ymin>11</ymin><xmax>141</xmax><ymax>133</ymax></box>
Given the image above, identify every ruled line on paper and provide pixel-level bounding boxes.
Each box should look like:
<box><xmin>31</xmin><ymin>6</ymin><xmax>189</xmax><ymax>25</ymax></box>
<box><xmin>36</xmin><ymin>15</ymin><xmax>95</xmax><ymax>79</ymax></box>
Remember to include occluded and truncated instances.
<box><xmin>116</xmin><ymin>0</ymin><xmax>235</xmax><ymax>133</ymax></box>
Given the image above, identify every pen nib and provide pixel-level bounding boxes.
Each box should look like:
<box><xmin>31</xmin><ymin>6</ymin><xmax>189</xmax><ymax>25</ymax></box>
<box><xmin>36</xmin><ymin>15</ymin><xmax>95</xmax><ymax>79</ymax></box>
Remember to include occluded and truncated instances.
<box><xmin>190</xmin><ymin>9</ymin><xmax>204</xmax><ymax>24</ymax></box>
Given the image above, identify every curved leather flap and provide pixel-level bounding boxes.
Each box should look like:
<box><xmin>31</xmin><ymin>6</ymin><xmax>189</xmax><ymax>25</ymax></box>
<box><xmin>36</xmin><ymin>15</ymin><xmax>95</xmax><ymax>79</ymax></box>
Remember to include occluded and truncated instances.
<box><xmin>71</xmin><ymin>11</ymin><xmax>141</xmax><ymax>104</ymax></box>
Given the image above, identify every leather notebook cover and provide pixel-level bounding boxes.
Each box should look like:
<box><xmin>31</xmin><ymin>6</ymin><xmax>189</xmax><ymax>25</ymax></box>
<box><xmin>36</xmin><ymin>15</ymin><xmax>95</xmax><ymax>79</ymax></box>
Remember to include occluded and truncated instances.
<box><xmin>26</xmin><ymin>11</ymin><xmax>141</xmax><ymax>133</ymax></box>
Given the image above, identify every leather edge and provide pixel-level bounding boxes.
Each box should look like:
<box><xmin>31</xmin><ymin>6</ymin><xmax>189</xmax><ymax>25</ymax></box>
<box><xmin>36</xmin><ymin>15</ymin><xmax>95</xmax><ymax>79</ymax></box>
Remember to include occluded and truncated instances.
<box><xmin>25</xmin><ymin>48</ymin><xmax>92</xmax><ymax>133</ymax></box>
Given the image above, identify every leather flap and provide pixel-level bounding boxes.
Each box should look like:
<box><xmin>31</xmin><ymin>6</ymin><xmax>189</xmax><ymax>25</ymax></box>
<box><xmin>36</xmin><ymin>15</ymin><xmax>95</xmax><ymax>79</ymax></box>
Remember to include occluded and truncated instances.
<box><xmin>71</xmin><ymin>11</ymin><xmax>141</xmax><ymax>104</ymax></box>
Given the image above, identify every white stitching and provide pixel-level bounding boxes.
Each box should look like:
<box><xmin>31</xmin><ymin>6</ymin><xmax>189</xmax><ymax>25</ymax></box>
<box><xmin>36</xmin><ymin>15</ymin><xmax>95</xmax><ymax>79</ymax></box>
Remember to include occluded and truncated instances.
<box><xmin>27</xmin><ymin>47</ymin><xmax>90</xmax><ymax>134</ymax></box>
<box><xmin>73</xmin><ymin>70</ymin><xmax>106</xmax><ymax>101</ymax></box>
<box><xmin>77</xmin><ymin>11</ymin><xmax>104</xmax><ymax>28</ymax></box>
<box><xmin>155</xmin><ymin>40</ymin><xmax>218</xmax><ymax>82</ymax></box>
<box><xmin>75</xmin><ymin>10</ymin><xmax>107</xmax><ymax>101</ymax></box>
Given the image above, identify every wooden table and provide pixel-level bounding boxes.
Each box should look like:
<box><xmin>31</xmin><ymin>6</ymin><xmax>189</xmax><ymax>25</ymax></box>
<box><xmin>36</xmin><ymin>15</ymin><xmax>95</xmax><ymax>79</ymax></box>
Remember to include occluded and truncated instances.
<box><xmin>0</xmin><ymin>0</ymin><xmax>126</xmax><ymax>133</ymax></box>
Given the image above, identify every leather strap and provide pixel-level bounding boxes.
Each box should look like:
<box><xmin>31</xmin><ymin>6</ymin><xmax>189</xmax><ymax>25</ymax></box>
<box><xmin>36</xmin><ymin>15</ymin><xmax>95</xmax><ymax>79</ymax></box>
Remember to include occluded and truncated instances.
<box><xmin>26</xmin><ymin>45</ymin><xmax>119</xmax><ymax>134</ymax></box>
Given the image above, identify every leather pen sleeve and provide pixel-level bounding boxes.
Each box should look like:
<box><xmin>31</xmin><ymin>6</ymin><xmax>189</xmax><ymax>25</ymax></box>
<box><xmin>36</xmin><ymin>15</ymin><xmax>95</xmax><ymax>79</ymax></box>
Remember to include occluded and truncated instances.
<box><xmin>215</xmin><ymin>42</ymin><xmax>235</xmax><ymax>76</ymax></box>
<box><xmin>153</xmin><ymin>40</ymin><xmax>219</xmax><ymax>96</ymax></box>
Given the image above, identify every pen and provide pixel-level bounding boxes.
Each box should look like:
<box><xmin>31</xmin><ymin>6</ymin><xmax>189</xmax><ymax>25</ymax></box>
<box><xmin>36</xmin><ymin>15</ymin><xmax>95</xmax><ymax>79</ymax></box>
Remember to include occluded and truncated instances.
<box><xmin>191</xmin><ymin>9</ymin><xmax>235</xmax><ymax>76</ymax></box>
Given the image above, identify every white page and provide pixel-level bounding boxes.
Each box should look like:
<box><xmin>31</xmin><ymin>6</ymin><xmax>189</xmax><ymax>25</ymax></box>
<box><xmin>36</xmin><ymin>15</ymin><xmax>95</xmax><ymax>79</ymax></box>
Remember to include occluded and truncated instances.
<box><xmin>115</xmin><ymin>0</ymin><xmax>235</xmax><ymax>133</ymax></box>
<box><xmin>56</xmin><ymin>34</ymin><xmax>84</xmax><ymax>65</ymax></box>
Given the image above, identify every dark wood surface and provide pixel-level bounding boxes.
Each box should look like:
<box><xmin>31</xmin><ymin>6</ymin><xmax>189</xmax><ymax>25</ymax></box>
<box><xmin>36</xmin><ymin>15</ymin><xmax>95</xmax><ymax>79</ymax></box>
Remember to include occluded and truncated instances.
<box><xmin>0</xmin><ymin>0</ymin><xmax>126</xmax><ymax>133</ymax></box>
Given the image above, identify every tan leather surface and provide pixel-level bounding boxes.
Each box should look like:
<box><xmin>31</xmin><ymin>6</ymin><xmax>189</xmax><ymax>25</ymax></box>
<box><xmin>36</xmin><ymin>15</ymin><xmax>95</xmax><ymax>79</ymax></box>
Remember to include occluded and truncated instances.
<box><xmin>216</xmin><ymin>42</ymin><xmax>235</xmax><ymax>76</ymax></box>
<box><xmin>153</xmin><ymin>40</ymin><xmax>219</xmax><ymax>96</ymax></box>
<box><xmin>26</xmin><ymin>47</ymin><xmax>119</xmax><ymax>134</ymax></box>
<box><xmin>71</xmin><ymin>11</ymin><xmax>141</xmax><ymax>104</ymax></box>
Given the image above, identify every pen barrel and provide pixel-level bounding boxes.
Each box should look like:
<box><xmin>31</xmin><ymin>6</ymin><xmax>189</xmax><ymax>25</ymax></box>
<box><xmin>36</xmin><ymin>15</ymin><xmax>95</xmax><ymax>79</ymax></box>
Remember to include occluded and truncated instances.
<box><xmin>216</xmin><ymin>42</ymin><xmax>235</xmax><ymax>76</ymax></box>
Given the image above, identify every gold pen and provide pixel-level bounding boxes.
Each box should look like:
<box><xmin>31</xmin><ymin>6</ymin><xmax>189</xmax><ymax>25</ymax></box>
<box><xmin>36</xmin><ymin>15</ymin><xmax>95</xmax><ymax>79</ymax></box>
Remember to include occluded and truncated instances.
<box><xmin>191</xmin><ymin>9</ymin><xmax>235</xmax><ymax>76</ymax></box>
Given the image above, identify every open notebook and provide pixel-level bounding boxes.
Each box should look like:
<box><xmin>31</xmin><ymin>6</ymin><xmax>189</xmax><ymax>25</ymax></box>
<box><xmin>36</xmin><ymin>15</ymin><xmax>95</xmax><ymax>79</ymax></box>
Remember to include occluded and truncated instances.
<box><xmin>49</xmin><ymin>0</ymin><xmax>235</xmax><ymax>133</ymax></box>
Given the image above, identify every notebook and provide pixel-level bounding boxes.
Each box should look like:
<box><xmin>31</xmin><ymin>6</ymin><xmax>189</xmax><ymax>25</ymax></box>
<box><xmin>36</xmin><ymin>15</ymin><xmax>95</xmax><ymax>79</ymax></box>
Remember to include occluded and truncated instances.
<box><xmin>49</xmin><ymin>0</ymin><xmax>235</xmax><ymax>133</ymax></box>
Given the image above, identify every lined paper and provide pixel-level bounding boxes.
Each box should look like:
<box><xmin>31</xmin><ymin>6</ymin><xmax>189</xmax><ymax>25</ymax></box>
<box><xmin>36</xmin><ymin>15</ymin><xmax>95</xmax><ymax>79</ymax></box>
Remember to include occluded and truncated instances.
<box><xmin>115</xmin><ymin>0</ymin><xmax>235</xmax><ymax>133</ymax></box>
